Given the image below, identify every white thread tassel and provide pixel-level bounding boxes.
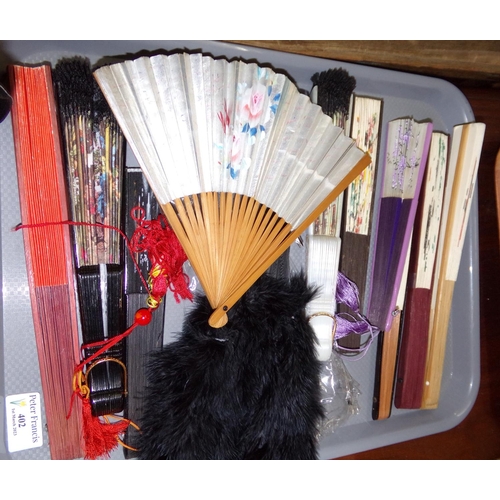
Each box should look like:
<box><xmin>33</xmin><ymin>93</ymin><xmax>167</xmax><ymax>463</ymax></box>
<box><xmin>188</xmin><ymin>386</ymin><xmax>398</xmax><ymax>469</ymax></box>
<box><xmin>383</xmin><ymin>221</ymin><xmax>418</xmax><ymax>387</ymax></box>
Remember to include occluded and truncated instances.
<box><xmin>306</xmin><ymin>234</ymin><xmax>341</xmax><ymax>361</ymax></box>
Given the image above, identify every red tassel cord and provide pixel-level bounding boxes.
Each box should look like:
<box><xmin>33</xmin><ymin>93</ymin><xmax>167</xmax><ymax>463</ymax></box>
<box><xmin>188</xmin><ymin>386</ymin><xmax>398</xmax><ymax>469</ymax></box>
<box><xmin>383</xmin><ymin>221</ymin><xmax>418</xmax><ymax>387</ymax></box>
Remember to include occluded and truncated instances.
<box><xmin>80</xmin><ymin>393</ymin><xmax>130</xmax><ymax>460</ymax></box>
<box><xmin>68</xmin><ymin>319</ymin><xmax>141</xmax><ymax>459</ymax></box>
<box><xmin>16</xmin><ymin>208</ymin><xmax>193</xmax><ymax>459</ymax></box>
<box><xmin>130</xmin><ymin>207</ymin><xmax>193</xmax><ymax>306</ymax></box>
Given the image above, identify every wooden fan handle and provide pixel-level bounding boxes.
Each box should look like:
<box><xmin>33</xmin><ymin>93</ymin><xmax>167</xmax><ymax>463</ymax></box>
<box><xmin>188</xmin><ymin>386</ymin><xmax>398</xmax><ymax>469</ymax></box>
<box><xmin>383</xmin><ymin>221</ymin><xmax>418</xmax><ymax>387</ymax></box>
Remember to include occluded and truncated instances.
<box><xmin>208</xmin><ymin>151</ymin><xmax>372</xmax><ymax>328</ymax></box>
<box><xmin>421</xmin><ymin>279</ymin><xmax>455</xmax><ymax>409</ymax></box>
<box><xmin>209</xmin><ymin>311</ymin><xmax>229</xmax><ymax>328</ymax></box>
<box><xmin>373</xmin><ymin>309</ymin><xmax>402</xmax><ymax>420</ymax></box>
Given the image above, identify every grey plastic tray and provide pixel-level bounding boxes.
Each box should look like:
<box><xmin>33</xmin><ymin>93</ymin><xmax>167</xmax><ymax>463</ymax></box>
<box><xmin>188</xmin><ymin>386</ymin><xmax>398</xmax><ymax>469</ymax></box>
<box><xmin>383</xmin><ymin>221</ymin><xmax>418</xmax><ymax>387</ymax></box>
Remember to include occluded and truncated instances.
<box><xmin>0</xmin><ymin>41</ymin><xmax>479</xmax><ymax>460</ymax></box>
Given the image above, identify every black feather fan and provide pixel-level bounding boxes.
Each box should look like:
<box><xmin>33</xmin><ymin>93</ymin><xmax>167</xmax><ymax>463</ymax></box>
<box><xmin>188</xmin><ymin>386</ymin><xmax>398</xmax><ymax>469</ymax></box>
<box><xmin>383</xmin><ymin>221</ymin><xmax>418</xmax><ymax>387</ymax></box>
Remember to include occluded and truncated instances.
<box><xmin>136</xmin><ymin>272</ymin><xmax>324</xmax><ymax>460</ymax></box>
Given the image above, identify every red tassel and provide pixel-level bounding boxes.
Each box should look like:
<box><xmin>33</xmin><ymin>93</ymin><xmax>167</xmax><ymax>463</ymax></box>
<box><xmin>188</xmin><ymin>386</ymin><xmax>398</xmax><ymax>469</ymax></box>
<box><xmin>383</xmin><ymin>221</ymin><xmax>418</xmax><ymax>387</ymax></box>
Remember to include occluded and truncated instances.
<box><xmin>130</xmin><ymin>208</ymin><xmax>193</xmax><ymax>304</ymax></box>
<box><xmin>81</xmin><ymin>397</ymin><xmax>130</xmax><ymax>460</ymax></box>
<box><xmin>18</xmin><ymin>210</ymin><xmax>190</xmax><ymax>459</ymax></box>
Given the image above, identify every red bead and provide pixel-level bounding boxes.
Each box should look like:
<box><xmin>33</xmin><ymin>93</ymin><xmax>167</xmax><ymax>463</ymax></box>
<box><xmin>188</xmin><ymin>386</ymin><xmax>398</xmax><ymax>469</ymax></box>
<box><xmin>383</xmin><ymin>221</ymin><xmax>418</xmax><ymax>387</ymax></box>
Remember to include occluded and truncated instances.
<box><xmin>135</xmin><ymin>308</ymin><xmax>152</xmax><ymax>326</ymax></box>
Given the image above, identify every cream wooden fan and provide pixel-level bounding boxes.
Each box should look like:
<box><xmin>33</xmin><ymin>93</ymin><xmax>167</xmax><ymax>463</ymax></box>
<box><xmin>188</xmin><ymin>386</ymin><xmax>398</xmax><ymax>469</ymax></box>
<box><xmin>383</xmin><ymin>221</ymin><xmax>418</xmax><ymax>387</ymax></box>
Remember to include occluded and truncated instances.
<box><xmin>94</xmin><ymin>52</ymin><xmax>371</xmax><ymax>327</ymax></box>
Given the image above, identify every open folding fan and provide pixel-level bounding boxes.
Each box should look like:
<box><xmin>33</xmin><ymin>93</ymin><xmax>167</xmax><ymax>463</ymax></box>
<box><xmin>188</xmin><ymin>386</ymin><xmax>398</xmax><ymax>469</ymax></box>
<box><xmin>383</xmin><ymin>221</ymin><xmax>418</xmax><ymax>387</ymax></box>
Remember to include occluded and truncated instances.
<box><xmin>94</xmin><ymin>52</ymin><xmax>371</xmax><ymax>327</ymax></box>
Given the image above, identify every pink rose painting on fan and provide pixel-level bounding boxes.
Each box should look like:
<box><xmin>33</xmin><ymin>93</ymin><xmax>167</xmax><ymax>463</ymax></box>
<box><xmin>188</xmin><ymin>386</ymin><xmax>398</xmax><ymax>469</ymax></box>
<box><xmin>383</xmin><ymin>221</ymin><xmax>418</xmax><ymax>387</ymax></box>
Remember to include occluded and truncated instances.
<box><xmin>239</xmin><ymin>82</ymin><xmax>266</xmax><ymax>130</ymax></box>
<box><xmin>230</xmin><ymin>132</ymin><xmax>244</xmax><ymax>168</ymax></box>
<box><xmin>219</xmin><ymin>71</ymin><xmax>281</xmax><ymax>179</ymax></box>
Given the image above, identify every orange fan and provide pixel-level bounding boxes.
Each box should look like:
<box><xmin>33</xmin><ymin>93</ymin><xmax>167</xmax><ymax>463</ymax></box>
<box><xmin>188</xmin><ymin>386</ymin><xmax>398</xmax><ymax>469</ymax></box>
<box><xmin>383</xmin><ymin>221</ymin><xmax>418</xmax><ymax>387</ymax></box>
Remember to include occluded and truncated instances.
<box><xmin>94</xmin><ymin>52</ymin><xmax>371</xmax><ymax>327</ymax></box>
<box><xmin>9</xmin><ymin>64</ymin><xmax>83</xmax><ymax>459</ymax></box>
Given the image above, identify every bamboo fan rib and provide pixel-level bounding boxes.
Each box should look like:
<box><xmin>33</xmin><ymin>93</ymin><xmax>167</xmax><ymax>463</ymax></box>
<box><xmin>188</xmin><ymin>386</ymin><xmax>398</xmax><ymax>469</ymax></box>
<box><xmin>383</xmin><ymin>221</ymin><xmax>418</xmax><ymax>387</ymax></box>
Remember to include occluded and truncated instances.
<box><xmin>94</xmin><ymin>52</ymin><xmax>371</xmax><ymax>327</ymax></box>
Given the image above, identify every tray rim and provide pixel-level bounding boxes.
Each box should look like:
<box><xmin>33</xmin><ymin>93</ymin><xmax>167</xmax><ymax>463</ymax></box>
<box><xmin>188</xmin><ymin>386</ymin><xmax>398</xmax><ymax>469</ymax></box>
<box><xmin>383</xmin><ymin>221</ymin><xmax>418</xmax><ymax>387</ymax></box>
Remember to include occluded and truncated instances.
<box><xmin>0</xmin><ymin>40</ymin><xmax>480</xmax><ymax>460</ymax></box>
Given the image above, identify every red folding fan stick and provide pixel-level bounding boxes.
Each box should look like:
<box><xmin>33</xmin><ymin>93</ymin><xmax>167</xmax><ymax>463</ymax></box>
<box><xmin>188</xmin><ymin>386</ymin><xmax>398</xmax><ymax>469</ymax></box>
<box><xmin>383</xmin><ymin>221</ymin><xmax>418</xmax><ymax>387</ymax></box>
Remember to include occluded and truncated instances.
<box><xmin>9</xmin><ymin>64</ymin><xmax>83</xmax><ymax>459</ymax></box>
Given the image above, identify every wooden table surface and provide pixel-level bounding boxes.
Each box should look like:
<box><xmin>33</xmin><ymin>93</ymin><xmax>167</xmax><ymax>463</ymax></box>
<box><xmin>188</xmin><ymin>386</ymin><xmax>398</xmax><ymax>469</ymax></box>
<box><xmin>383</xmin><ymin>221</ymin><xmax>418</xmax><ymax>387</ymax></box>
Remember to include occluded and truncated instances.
<box><xmin>227</xmin><ymin>41</ymin><xmax>500</xmax><ymax>459</ymax></box>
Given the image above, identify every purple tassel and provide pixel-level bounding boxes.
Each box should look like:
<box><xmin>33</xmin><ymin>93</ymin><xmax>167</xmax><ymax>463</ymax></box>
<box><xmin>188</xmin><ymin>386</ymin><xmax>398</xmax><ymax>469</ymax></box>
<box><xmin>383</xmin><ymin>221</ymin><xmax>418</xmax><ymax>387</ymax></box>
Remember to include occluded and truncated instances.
<box><xmin>335</xmin><ymin>272</ymin><xmax>380</xmax><ymax>359</ymax></box>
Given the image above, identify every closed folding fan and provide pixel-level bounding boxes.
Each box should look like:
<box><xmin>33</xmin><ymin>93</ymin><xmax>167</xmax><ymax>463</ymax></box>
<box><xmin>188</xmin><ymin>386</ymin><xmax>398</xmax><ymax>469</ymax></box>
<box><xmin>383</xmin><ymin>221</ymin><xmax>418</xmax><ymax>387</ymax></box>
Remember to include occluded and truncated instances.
<box><xmin>94</xmin><ymin>52</ymin><xmax>371</xmax><ymax>327</ymax></box>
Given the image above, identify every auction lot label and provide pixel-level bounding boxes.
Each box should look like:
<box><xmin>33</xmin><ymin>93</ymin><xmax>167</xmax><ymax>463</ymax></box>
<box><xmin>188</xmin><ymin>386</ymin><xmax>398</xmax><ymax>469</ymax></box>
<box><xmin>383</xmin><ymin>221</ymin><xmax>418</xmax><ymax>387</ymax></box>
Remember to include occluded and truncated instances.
<box><xmin>5</xmin><ymin>392</ymin><xmax>43</xmax><ymax>452</ymax></box>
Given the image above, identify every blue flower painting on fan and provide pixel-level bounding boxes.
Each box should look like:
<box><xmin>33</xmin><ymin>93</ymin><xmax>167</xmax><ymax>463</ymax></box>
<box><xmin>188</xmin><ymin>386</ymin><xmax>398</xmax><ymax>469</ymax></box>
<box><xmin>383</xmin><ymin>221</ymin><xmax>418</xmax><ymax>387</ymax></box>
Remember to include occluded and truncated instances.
<box><xmin>218</xmin><ymin>68</ymin><xmax>281</xmax><ymax>180</ymax></box>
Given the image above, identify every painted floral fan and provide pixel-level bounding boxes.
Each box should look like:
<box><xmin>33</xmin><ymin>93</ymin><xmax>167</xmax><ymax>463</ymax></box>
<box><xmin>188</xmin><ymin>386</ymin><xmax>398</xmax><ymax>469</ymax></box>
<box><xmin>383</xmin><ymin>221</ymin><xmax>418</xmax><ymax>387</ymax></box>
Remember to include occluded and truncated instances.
<box><xmin>94</xmin><ymin>52</ymin><xmax>371</xmax><ymax>327</ymax></box>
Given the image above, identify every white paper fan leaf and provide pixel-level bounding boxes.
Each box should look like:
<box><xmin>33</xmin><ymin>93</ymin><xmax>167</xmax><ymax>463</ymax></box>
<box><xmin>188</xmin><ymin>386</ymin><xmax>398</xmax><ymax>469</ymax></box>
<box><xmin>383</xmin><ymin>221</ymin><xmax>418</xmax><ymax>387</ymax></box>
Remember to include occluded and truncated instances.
<box><xmin>94</xmin><ymin>52</ymin><xmax>370</xmax><ymax>327</ymax></box>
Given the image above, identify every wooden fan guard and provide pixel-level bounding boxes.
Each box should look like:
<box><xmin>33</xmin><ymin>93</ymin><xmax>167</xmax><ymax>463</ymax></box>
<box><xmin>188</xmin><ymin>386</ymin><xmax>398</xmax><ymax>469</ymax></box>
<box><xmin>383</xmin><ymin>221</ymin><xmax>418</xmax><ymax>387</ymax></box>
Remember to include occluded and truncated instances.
<box><xmin>163</xmin><ymin>152</ymin><xmax>371</xmax><ymax>328</ymax></box>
